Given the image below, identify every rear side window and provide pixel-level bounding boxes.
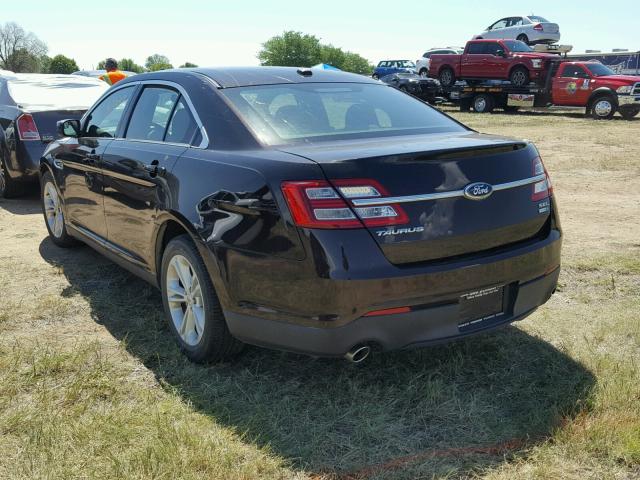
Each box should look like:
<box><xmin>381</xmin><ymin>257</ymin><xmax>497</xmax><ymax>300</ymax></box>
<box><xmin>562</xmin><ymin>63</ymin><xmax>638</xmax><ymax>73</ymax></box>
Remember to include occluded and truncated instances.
<box><xmin>165</xmin><ymin>98</ymin><xmax>198</xmax><ymax>144</ymax></box>
<box><xmin>467</xmin><ymin>43</ymin><xmax>486</xmax><ymax>55</ymax></box>
<box><xmin>84</xmin><ymin>86</ymin><xmax>135</xmax><ymax>138</ymax></box>
<box><xmin>126</xmin><ymin>87</ymin><xmax>179</xmax><ymax>141</ymax></box>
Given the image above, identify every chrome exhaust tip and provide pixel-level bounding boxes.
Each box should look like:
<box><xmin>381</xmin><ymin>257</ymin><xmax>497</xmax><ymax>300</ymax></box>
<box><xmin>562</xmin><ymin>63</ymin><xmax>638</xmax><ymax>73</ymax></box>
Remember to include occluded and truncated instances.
<box><xmin>344</xmin><ymin>345</ymin><xmax>371</xmax><ymax>364</ymax></box>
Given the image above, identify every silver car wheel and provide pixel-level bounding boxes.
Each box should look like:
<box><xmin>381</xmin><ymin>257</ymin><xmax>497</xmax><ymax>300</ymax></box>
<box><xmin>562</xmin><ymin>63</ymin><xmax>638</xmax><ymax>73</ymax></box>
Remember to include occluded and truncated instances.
<box><xmin>512</xmin><ymin>70</ymin><xmax>527</xmax><ymax>86</ymax></box>
<box><xmin>594</xmin><ymin>99</ymin><xmax>613</xmax><ymax>117</ymax></box>
<box><xmin>474</xmin><ymin>97</ymin><xmax>487</xmax><ymax>112</ymax></box>
<box><xmin>166</xmin><ymin>254</ymin><xmax>205</xmax><ymax>346</ymax></box>
<box><xmin>44</xmin><ymin>181</ymin><xmax>64</xmax><ymax>238</ymax></box>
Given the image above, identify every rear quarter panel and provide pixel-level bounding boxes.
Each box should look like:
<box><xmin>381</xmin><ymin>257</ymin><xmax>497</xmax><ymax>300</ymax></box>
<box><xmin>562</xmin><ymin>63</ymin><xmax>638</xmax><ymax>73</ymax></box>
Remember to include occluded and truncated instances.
<box><xmin>428</xmin><ymin>54</ymin><xmax>462</xmax><ymax>77</ymax></box>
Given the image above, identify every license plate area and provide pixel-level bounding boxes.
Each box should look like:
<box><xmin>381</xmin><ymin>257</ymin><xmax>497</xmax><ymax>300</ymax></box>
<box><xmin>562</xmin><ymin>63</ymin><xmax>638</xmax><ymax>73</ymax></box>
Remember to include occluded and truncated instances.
<box><xmin>458</xmin><ymin>285</ymin><xmax>505</xmax><ymax>333</ymax></box>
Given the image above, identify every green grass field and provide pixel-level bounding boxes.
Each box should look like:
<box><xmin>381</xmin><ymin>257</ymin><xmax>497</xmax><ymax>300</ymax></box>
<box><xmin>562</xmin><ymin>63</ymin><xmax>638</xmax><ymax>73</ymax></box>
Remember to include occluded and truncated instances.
<box><xmin>0</xmin><ymin>109</ymin><xmax>639</xmax><ymax>479</ymax></box>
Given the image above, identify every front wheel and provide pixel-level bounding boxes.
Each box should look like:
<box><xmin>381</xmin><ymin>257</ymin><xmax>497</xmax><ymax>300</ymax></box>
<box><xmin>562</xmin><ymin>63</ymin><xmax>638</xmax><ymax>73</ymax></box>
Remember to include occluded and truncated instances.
<box><xmin>439</xmin><ymin>68</ymin><xmax>455</xmax><ymax>87</ymax></box>
<box><xmin>590</xmin><ymin>95</ymin><xmax>616</xmax><ymax>120</ymax></box>
<box><xmin>509</xmin><ymin>67</ymin><xmax>530</xmax><ymax>87</ymax></box>
<box><xmin>419</xmin><ymin>68</ymin><xmax>428</xmax><ymax>78</ymax></box>
<box><xmin>620</xmin><ymin>107</ymin><xmax>639</xmax><ymax>120</ymax></box>
<box><xmin>161</xmin><ymin>235</ymin><xmax>243</xmax><ymax>363</ymax></box>
<box><xmin>372</xmin><ymin>74</ymin><xmax>379</xmax><ymax>80</ymax></box>
<box><xmin>41</xmin><ymin>171</ymin><xmax>77</xmax><ymax>247</ymax></box>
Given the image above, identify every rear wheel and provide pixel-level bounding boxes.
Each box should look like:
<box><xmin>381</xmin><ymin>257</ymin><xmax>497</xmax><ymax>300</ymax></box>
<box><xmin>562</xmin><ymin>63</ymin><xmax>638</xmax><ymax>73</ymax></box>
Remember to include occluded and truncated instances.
<box><xmin>509</xmin><ymin>67</ymin><xmax>530</xmax><ymax>87</ymax></box>
<box><xmin>620</xmin><ymin>107</ymin><xmax>639</xmax><ymax>120</ymax></box>
<box><xmin>161</xmin><ymin>235</ymin><xmax>243</xmax><ymax>363</ymax></box>
<box><xmin>0</xmin><ymin>150</ymin><xmax>24</xmax><ymax>198</ymax></box>
<box><xmin>439</xmin><ymin>67</ymin><xmax>455</xmax><ymax>87</ymax></box>
<box><xmin>590</xmin><ymin>95</ymin><xmax>616</xmax><ymax>120</ymax></box>
<box><xmin>473</xmin><ymin>94</ymin><xmax>495</xmax><ymax>113</ymax></box>
<box><xmin>516</xmin><ymin>34</ymin><xmax>529</xmax><ymax>45</ymax></box>
<box><xmin>41</xmin><ymin>171</ymin><xmax>77</xmax><ymax>247</ymax></box>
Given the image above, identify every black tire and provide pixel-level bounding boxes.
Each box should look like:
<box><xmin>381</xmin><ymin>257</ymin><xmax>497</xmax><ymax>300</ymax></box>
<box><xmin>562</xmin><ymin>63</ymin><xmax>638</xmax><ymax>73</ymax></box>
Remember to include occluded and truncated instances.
<box><xmin>399</xmin><ymin>85</ymin><xmax>408</xmax><ymax>93</ymax></box>
<box><xmin>509</xmin><ymin>66</ymin><xmax>530</xmax><ymax>87</ymax></box>
<box><xmin>419</xmin><ymin>68</ymin><xmax>428</xmax><ymax>78</ymax></box>
<box><xmin>516</xmin><ymin>34</ymin><xmax>529</xmax><ymax>45</ymax></box>
<box><xmin>41</xmin><ymin>171</ymin><xmax>77</xmax><ymax>248</ymax></box>
<box><xmin>590</xmin><ymin>95</ymin><xmax>616</xmax><ymax>120</ymax></box>
<box><xmin>439</xmin><ymin>67</ymin><xmax>456</xmax><ymax>87</ymax></box>
<box><xmin>0</xmin><ymin>149</ymin><xmax>24</xmax><ymax>198</ymax></box>
<box><xmin>472</xmin><ymin>94</ymin><xmax>495</xmax><ymax>113</ymax></box>
<box><xmin>372</xmin><ymin>74</ymin><xmax>379</xmax><ymax>80</ymax></box>
<box><xmin>620</xmin><ymin>107</ymin><xmax>639</xmax><ymax>120</ymax></box>
<box><xmin>161</xmin><ymin>235</ymin><xmax>243</xmax><ymax>363</ymax></box>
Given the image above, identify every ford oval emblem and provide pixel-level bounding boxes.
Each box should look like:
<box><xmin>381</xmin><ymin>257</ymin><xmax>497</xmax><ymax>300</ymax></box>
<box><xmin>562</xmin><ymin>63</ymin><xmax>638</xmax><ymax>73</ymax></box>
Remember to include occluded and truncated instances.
<box><xmin>463</xmin><ymin>182</ymin><xmax>493</xmax><ymax>201</ymax></box>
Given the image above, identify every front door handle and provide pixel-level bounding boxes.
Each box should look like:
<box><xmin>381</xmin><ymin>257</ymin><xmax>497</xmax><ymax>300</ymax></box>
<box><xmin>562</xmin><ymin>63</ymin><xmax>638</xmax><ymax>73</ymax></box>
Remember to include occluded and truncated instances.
<box><xmin>86</xmin><ymin>153</ymin><xmax>100</xmax><ymax>163</ymax></box>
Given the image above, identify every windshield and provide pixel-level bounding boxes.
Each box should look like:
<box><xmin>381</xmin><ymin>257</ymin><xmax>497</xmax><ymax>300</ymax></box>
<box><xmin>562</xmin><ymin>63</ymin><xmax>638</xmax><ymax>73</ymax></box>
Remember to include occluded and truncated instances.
<box><xmin>585</xmin><ymin>63</ymin><xmax>616</xmax><ymax>77</ymax></box>
<box><xmin>503</xmin><ymin>40</ymin><xmax>533</xmax><ymax>53</ymax></box>
<box><xmin>221</xmin><ymin>83</ymin><xmax>465</xmax><ymax>146</ymax></box>
<box><xmin>528</xmin><ymin>16</ymin><xmax>550</xmax><ymax>23</ymax></box>
<box><xmin>398</xmin><ymin>60</ymin><xmax>416</xmax><ymax>68</ymax></box>
<box><xmin>7</xmin><ymin>74</ymin><xmax>108</xmax><ymax>111</ymax></box>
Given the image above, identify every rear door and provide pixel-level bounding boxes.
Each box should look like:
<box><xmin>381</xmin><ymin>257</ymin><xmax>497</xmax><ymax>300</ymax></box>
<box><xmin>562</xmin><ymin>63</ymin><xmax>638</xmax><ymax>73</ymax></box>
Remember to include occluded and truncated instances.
<box><xmin>461</xmin><ymin>42</ymin><xmax>489</xmax><ymax>77</ymax></box>
<box><xmin>57</xmin><ymin>86</ymin><xmax>136</xmax><ymax>239</ymax></box>
<box><xmin>100</xmin><ymin>84</ymin><xmax>198</xmax><ymax>269</ymax></box>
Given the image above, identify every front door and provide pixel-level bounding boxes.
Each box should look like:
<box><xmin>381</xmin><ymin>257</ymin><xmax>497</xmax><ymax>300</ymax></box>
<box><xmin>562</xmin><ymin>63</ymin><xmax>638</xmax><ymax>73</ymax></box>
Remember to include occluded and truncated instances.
<box><xmin>484</xmin><ymin>41</ymin><xmax>512</xmax><ymax>78</ymax></box>
<box><xmin>58</xmin><ymin>85</ymin><xmax>136</xmax><ymax>239</ymax></box>
<box><xmin>554</xmin><ymin>64</ymin><xmax>593</xmax><ymax>106</ymax></box>
<box><xmin>101</xmin><ymin>86</ymin><xmax>199</xmax><ymax>271</ymax></box>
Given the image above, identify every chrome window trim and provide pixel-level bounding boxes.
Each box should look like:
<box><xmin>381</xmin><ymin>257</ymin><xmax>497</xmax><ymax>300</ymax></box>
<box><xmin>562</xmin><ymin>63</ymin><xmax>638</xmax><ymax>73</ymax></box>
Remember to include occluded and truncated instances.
<box><xmin>83</xmin><ymin>79</ymin><xmax>210</xmax><ymax>149</ymax></box>
<box><xmin>351</xmin><ymin>173</ymin><xmax>547</xmax><ymax>206</ymax></box>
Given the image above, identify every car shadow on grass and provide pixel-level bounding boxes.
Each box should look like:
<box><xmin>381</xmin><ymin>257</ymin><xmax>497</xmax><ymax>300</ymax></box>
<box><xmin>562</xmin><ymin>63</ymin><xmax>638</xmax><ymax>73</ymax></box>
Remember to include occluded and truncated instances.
<box><xmin>39</xmin><ymin>237</ymin><xmax>595</xmax><ymax>478</ymax></box>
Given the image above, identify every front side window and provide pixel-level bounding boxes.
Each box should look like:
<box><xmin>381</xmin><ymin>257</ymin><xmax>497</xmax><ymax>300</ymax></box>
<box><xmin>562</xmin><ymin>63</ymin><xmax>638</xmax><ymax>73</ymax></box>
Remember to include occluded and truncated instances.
<box><xmin>502</xmin><ymin>40</ymin><xmax>533</xmax><ymax>53</ymax></box>
<box><xmin>221</xmin><ymin>83</ymin><xmax>466</xmax><ymax>146</ymax></box>
<box><xmin>485</xmin><ymin>43</ymin><xmax>504</xmax><ymax>56</ymax></box>
<box><xmin>84</xmin><ymin>86</ymin><xmax>135</xmax><ymax>138</ymax></box>
<box><xmin>562</xmin><ymin>65</ymin><xmax>590</xmax><ymax>78</ymax></box>
<box><xmin>490</xmin><ymin>19</ymin><xmax>508</xmax><ymax>30</ymax></box>
<box><xmin>126</xmin><ymin>87</ymin><xmax>179</xmax><ymax>141</ymax></box>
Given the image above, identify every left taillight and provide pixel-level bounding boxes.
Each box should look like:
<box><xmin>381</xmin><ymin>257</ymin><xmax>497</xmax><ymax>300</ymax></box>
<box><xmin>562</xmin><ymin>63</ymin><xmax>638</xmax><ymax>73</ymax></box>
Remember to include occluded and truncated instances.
<box><xmin>532</xmin><ymin>157</ymin><xmax>553</xmax><ymax>201</ymax></box>
<box><xmin>281</xmin><ymin>179</ymin><xmax>409</xmax><ymax>229</ymax></box>
<box><xmin>533</xmin><ymin>23</ymin><xmax>544</xmax><ymax>31</ymax></box>
<box><xmin>17</xmin><ymin>114</ymin><xmax>41</xmax><ymax>141</ymax></box>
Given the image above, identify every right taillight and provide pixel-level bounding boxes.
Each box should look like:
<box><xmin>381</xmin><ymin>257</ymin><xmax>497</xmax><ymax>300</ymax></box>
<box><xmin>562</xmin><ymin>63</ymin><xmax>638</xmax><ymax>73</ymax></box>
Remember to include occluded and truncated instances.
<box><xmin>281</xmin><ymin>179</ymin><xmax>408</xmax><ymax>229</ymax></box>
<box><xmin>532</xmin><ymin>157</ymin><xmax>553</xmax><ymax>201</ymax></box>
<box><xmin>17</xmin><ymin>113</ymin><xmax>41</xmax><ymax>141</ymax></box>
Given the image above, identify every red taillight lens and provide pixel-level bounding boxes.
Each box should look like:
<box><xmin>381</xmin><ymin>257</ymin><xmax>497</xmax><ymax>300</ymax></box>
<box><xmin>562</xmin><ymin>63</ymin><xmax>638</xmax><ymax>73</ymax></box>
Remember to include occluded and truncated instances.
<box><xmin>532</xmin><ymin>157</ymin><xmax>553</xmax><ymax>201</ymax></box>
<box><xmin>17</xmin><ymin>114</ymin><xmax>41</xmax><ymax>141</ymax></box>
<box><xmin>533</xmin><ymin>23</ymin><xmax>544</xmax><ymax>31</ymax></box>
<box><xmin>281</xmin><ymin>179</ymin><xmax>409</xmax><ymax>229</ymax></box>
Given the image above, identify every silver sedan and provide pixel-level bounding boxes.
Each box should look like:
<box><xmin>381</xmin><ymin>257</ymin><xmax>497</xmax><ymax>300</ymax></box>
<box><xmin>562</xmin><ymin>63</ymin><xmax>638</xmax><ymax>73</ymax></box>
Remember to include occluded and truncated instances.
<box><xmin>473</xmin><ymin>15</ymin><xmax>561</xmax><ymax>45</ymax></box>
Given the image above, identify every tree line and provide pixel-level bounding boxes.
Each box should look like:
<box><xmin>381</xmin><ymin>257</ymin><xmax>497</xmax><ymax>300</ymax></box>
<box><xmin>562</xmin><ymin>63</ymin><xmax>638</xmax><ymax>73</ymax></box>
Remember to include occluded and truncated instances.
<box><xmin>1</xmin><ymin>22</ymin><xmax>372</xmax><ymax>76</ymax></box>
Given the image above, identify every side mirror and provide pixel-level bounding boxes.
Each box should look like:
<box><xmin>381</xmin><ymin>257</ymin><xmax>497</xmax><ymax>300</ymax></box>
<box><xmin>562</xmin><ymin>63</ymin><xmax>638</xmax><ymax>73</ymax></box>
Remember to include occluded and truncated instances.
<box><xmin>57</xmin><ymin>119</ymin><xmax>81</xmax><ymax>138</ymax></box>
<box><xmin>495</xmin><ymin>49</ymin><xmax>506</xmax><ymax>57</ymax></box>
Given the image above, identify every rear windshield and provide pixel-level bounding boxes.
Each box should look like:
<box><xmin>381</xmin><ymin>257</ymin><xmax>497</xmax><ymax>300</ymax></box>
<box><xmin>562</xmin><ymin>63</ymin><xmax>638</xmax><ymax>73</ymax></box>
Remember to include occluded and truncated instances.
<box><xmin>585</xmin><ymin>63</ymin><xmax>615</xmax><ymax>77</ymax></box>
<box><xmin>221</xmin><ymin>83</ymin><xmax>466</xmax><ymax>146</ymax></box>
<box><xmin>528</xmin><ymin>16</ymin><xmax>549</xmax><ymax>23</ymax></box>
<box><xmin>503</xmin><ymin>40</ymin><xmax>533</xmax><ymax>53</ymax></box>
<box><xmin>6</xmin><ymin>74</ymin><xmax>108</xmax><ymax>111</ymax></box>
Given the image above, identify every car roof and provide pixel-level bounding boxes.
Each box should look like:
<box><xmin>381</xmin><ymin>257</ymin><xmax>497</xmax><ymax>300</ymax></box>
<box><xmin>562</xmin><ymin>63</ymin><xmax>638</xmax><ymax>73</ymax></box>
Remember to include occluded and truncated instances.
<box><xmin>184</xmin><ymin>66</ymin><xmax>378</xmax><ymax>88</ymax></box>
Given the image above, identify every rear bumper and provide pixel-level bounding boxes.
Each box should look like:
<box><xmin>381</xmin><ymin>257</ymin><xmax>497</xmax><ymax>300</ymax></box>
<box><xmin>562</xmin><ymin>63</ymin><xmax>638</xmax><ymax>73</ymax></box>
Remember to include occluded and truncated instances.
<box><xmin>225</xmin><ymin>267</ymin><xmax>559</xmax><ymax>357</ymax></box>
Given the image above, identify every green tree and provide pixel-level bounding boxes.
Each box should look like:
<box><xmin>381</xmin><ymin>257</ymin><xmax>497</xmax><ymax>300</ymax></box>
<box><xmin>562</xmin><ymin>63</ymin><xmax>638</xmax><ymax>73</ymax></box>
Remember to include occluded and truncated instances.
<box><xmin>0</xmin><ymin>22</ymin><xmax>47</xmax><ymax>72</ymax></box>
<box><xmin>179</xmin><ymin>62</ymin><xmax>198</xmax><ymax>68</ymax></box>
<box><xmin>119</xmin><ymin>58</ymin><xmax>144</xmax><ymax>73</ymax></box>
<box><xmin>258</xmin><ymin>31</ymin><xmax>321</xmax><ymax>67</ymax></box>
<box><xmin>145</xmin><ymin>54</ymin><xmax>173</xmax><ymax>72</ymax></box>
<box><xmin>258</xmin><ymin>31</ymin><xmax>372</xmax><ymax>74</ymax></box>
<box><xmin>38</xmin><ymin>54</ymin><xmax>52</xmax><ymax>73</ymax></box>
<box><xmin>48</xmin><ymin>54</ymin><xmax>79</xmax><ymax>74</ymax></box>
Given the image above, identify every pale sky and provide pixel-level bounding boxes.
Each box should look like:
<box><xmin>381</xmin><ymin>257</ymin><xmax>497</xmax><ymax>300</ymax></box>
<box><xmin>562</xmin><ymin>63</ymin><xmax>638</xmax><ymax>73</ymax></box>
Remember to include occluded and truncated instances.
<box><xmin>7</xmin><ymin>0</ymin><xmax>639</xmax><ymax>70</ymax></box>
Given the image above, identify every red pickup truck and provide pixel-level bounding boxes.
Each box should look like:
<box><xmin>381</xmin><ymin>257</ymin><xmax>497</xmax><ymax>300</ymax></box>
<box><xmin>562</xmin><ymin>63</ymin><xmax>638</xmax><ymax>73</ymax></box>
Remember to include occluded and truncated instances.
<box><xmin>429</xmin><ymin>39</ymin><xmax>557</xmax><ymax>87</ymax></box>
<box><xmin>454</xmin><ymin>60</ymin><xmax>640</xmax><ymax>120</ymax></box>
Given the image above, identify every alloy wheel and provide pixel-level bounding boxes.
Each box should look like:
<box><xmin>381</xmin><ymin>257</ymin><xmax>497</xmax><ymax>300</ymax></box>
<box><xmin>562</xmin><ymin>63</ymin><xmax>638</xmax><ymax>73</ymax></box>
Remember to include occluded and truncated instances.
<box><xmin>43</xmin><ymin>181</ymin><xmax>64</xmax><ymax>238</ymax></box>
<box><xmin>512</xmin><ymin>70</ymin><xmax>527</xmax><ymax>86</ymax></box>
<box><xmin>166</xmin><ymin>254</ymin><xmax>206</xmax><ymax>346</ymax></box>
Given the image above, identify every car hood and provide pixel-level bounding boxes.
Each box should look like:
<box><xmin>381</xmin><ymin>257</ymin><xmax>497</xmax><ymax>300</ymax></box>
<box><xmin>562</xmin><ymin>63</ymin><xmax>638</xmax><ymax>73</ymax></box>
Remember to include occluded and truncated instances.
<box><xmin>592</xmin><ymin>74</ymin><xmax>640</xmax><ymax>84</ymax></box>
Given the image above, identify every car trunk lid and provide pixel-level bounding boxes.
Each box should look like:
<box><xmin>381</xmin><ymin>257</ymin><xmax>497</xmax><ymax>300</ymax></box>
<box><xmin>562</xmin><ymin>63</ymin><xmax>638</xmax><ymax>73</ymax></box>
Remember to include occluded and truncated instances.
<box><xmin>27</xmin><ymin>109</ymin><xmax>86</xmax><ymax>143</ymax></box>
<box><xmin>279</xmin><ymin>132</ymin><xmax>551</xmax><ymax>264</ymax></box>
